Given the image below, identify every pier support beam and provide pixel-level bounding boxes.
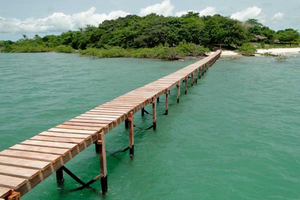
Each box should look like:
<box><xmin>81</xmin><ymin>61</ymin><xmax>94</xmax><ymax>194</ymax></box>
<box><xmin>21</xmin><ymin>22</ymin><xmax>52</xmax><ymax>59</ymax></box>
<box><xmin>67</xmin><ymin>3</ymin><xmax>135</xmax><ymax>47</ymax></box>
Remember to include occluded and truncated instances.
<box><xmin>195</xmin><ymin>69</ymin><xmax>198</xmax><ymax>83</ymax></box>
<box><xmin>56</xmin><ymin>168</ymin><xmax>64</xmax><ymax>183</ymax></box>
<box><xmin>152</xmin><ymin>98</ymin><xmax>157</xmax><ymax>130</ymax></box>
<box><xmin>141</xmin><ymin>108</ymin><xmax>145</xmax><ymax>117</ymax></box>
<box><xmin>165</xmin><ymin>90</ymin><xmax>169</xmax><ymax>115</ymax></box>
<box><xmin>8</xmin><ymin>192</ymin><xmax>20</xmax><ymax>200</ymax></box>
<box><xmin>177</xmin><ymin>83</ymin><xmax>180</xmax><ymax>103</ymax></box>
<box><xmin>98</xmin><ymin>132</ymin><xmax>108</xmax><ymax>195</ymax></box>
<box><xmin>157</xmin><ymin>97</ymin><xmax>160</xmax><ymax>103</ymax></box>
<box><xmin>128</xmin><ymin>111</ymin><xmax>134</xmax><ymax>157</ymax></box>
<box><xmin>185</xmin><ymin>77</ymin><xmax>188</xmax><ymax>95</ymax></box>
<box><xmin>191</xmin><ymin>72</ymin><xmax>194</xmax><ymax>86</ymax></box>
<box><xmin>125</xmin><ymin>119</ymin><xmax>129</xmax><ymax>129</ymax></box>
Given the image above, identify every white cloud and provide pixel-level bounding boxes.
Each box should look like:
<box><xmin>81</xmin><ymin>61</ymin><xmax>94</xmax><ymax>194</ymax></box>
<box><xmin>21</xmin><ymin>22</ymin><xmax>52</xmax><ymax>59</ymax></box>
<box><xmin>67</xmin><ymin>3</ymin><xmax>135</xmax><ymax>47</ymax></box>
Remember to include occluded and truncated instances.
<box><xmin>0</xmin><ymin>7</ymin><xmax>130</xmax><ymax>34</ymax></box>
<box><xmin>271</xmin><ymin>12</ymin><xmax>285</xmax><ymax>23</ymax></box>
<box><xmin>139</xmin><ymin>0</ymin><xmax>174</xmax><ymax>16</ymax></box>
<box><xmin>175</xmin><ymin>7</ymin><xmax>216</xmax><ymax>17</ymax></box>
<box><xmin>230</xmin><ymin>6</ymin><xmax>266</xmax><ymax>22</ymax></box>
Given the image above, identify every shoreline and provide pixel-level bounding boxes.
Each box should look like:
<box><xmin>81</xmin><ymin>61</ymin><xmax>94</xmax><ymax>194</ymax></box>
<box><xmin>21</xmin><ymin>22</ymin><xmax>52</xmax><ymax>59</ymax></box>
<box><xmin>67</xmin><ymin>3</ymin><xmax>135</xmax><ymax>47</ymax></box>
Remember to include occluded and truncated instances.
<box><xmin>2</xmin><ymin>47</ymin><xmax>300</xmax><ymax>60</ymax></box>
<box><xmin>209</xmin><ymin>47</ymin><xmax>300</xmax><ymax>57</ymax></box>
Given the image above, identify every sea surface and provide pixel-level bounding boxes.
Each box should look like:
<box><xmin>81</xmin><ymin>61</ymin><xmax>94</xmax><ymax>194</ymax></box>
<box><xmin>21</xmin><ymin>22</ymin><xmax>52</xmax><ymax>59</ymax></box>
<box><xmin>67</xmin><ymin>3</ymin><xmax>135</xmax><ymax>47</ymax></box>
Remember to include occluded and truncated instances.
<box><xmin>0</xmin><ymin>53</ymin><xmax>299</xmax><ymax>200</ymax></box>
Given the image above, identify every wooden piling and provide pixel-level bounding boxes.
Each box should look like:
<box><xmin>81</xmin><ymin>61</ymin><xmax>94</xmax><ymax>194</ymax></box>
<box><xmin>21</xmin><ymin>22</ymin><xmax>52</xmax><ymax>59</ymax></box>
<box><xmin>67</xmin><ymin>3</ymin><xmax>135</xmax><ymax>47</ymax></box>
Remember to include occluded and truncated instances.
<box><xmin>56</xmin><ymin>167</ymin><xmax>64</xmax><ymax>183</ymax></box>
<box><xmin>195</xmin><ymin>69</ymin><xmax>198</xmax><ymax>83</ymax></box>
<box><xmin>157</xmin><ymin>97</ymin><xmax>160</xmax><ymax>103</ymax></box>
<box><xmin>185</xmin><ymin>77</ymin><xmax>188</xmax><ymax>95</ymax></box>
<box><xmin>165</xmin><ymin>90</ymin><xmax>169</xmax><ymax>115</ymax></box>
<box><xmin>125</xmin><ymin>119</ymin><xmax>129</xmax><ymax>129</ymax></box>
<box><xmin>128</xmin><ymin>111</ymin><xmax>134</xmax><ymax>157</ymax></box>
<box><xmin>191</xmin><ymin>72</ymin><xmax>194</xmax><ymax>86</ymax></box>
<box><xmin>141</xmin><ymin>108</ymin><xmax>145</xmax><ymax>117</ymax></box>
<box><xmin>177</xmin><ymin>83</ymin><xmax>180</xmax><ymax>103</ymax></box>
<box><xmin>152</xmin><ymin>98</ymin><xmax>156</xmax><ymax>130</ymax></box>
<box><xmin>98</xmin><ymin>132</ymin><xmax>108</xmax><ymax>195</ymax></box>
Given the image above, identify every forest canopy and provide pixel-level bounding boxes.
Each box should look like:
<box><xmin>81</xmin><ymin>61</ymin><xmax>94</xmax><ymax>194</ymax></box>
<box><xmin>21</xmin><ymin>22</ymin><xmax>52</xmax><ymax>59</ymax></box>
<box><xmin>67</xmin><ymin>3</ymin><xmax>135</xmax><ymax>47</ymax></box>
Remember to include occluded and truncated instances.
<box><xmin>1</xmin><ymin>13</ymin><xmax>299</xmax><ymax>56</ymax></box>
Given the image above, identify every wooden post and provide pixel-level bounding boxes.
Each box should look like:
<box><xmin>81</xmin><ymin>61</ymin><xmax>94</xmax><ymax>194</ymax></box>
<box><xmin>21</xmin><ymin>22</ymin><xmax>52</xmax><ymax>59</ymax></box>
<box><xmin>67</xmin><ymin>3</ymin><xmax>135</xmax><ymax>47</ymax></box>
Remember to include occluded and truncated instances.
<box><xmin>195</xmin><ymin>69</ymin><xmax>198</xmax><ymax>83</ymax></box>
<box><xmin>128</xmin><ymin>111</ymin><xmax>134</xmax><ymax>157</ymax></box>
<box><xmin>176</xmin><ymin>83</ymin><xmax>180</xmax><ymax>103</ymax></box>
<box><xmin>157</xmin><ymin>97</ymin><xmax>160</xmax><ymax>103</ymax></box>
<box><xmin>98</xmin><ymin>132</ymin><xmax>108</xmax><ymax>195</ymax></box>
<box><xmin>191</xmin><ymin>72</ymin><xmax>194</xmax><ymax>86</ymax></box>
<box><xmin>125</xmin><ymin>119</ymin><xmax>129</xmax><ymax>129</ymax></box>
<box><xmin>152</xmin><ymin>97</ymin><xmax>157</xmax><ymax>130</ymax></box>
<box><xmin>141</xmin><ymin>107</ymin><xmax>145</xmax><ymax>117</ymax></box>
<box><xmin>165</xmin><ymin>90</ymin><xmax>169</xmax><ymax>115</ymax></box>
<box><xmin>200</xmin><ymin>66</ymin><xmax>203</xmax><ymax>79</ymax></box>
<box><xmin>56</xmin><ymin>167</ymin><xmax>64</xmax><ymax>183</ymax></box>
<box><xmin>8</xmin><ymin>192</ymin><xmax>20</xmax><ymax>200</ymax></box>
<box><xmin>185</xmin><ymin>77</ymin><xmax>188</xmax><ymax>95</ymax></box>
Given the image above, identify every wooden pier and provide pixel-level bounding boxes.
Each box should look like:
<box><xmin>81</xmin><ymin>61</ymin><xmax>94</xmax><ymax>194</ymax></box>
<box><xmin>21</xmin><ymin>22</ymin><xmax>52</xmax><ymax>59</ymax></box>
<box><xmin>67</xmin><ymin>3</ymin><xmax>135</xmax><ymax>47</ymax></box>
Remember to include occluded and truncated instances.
<box><xmin>0</xmin><ymin>50</ymin><xmax>221</xmax><ymax>199</ymax></box>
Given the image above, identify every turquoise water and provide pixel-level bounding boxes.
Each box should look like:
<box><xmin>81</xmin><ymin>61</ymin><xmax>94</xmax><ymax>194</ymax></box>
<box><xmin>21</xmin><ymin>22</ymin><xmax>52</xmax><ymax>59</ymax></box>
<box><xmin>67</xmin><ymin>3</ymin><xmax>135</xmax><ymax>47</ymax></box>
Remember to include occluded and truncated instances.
<box><xmin>0</xmin><ymin>53</ymin><xmax>299</xmax><ymax>200</ymax></box>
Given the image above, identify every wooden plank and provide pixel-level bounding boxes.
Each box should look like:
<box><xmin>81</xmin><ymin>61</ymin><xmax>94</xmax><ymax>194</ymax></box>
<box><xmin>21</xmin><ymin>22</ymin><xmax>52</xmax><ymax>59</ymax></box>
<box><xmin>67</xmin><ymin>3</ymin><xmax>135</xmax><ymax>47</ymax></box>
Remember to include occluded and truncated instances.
<box><xmin>63</xmin><ymin>122</ymin><xmax>108</xmax><ymax>127</ymax></box>
<box><xmin>55</xmin><ymin>125</ymin><xmax>101</xmax><ymax>131</ymax></box>
<box><xmin>0</xmin><ymin>156</ymin><xmax>50</xmax><ymax>170</ymax></box>
<box><xmin>0</xmin><ymin>150</ymin><xmax>61</xmax><ymax>162</ymax></box>
<box><xmin>68</xmin><ymin>119</ymin><xmax>111</xmax><ymax>124</ymax></box>
<box><xmin>74</xmin><ymin>116</ymin><xmax>116</xmax><ymax>121</ymax></box>
<box><xmin>9</xmin><ymin>144</ymin><xmax>69</xmax><ymax>155</ymax></box>
<box><xmin>21</xmin><ymin>140</ymin><xmax>76</xmax><ymax>149</ymax></box>
<box><xmin>30</xmin><ymin>136</ymin><xmax>84</xmax><ymax>144</ymax></box>
<box><xmin>0</xmin><ymin>175</ymin><xmax>27</xmax><ymax>188</ymax></box>
<box><xmin>84</xmin><ymin>112</ymin><xmax>124</xmax><ymax>117</ymax></box>
<box><xmin>94</xmin><ymin>107</ymin><xmax>131</xmax><ymax>111</ymax></box>
<box><xmin>89</xmin><ymin>109</ymin><xmax>127</xmax><ymax>114</ymax></box>
<box><xmin>48</xmin><ymin>128</ymin><xmax>96</xmax><ymax>134</ymax></box>
<box><xmin>0</xmin><ymin>186</ymin><xmax>11</xmax><ymax>198</ymax></box>
<box><xmin>78</xmin><ymin>114</ymin><xmax>119</xmax><ymax>120</ymax></box>
<box><xmin>0</xmin><ymin>164</ymin><xmax>39</xmax><ymax>179</ymax></box>
<box><xmin>39</xmin><ymin>131</ymin><xmax>91</xmax><ymax>139</ymax></box>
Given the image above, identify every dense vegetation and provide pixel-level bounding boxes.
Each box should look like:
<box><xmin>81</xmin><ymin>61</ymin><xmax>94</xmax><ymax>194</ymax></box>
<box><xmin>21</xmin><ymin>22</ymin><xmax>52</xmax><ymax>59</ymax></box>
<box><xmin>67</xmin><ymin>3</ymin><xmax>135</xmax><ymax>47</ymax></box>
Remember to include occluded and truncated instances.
<box><xmin>0</xmin><ymin>13</ymin><xmax>299</xmax><ymax>59</ymax></box>
<box><xmin>237</xmin><ymin>43</ymin><xmax>257</xmax><ymax>56</ymax></box>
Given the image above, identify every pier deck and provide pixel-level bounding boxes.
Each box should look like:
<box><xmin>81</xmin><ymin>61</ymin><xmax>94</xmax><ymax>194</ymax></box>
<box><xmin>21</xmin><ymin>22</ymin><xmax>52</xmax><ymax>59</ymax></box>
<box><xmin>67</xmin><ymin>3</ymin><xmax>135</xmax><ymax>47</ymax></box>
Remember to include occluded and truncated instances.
<box><xmin>0</xmin><ymin>50</ymin><xmax>221</xmax><ymax>199</ymax></box>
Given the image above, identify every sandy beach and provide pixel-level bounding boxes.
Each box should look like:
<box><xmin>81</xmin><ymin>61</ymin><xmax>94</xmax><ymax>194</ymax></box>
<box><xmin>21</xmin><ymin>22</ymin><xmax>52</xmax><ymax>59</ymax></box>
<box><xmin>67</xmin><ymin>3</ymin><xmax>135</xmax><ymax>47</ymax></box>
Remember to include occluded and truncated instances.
<box><xmin>209</xmin><ymin>48</ymin><xmax>300</xmax><ymax>57</ymax></box>
<box><xmin>257</xmin><ymin>48</ymin><xmax>300</xmax><ymax>54</ymax></box>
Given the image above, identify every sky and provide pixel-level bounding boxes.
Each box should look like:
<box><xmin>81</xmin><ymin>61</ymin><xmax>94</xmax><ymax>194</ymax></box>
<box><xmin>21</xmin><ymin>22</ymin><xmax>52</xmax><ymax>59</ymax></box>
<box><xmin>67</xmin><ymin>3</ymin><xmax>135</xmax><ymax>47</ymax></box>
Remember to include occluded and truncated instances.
<box><xmin>0</xmin><ymin>0</ymin><xmax>299</xmax><ymax>41</ymax></box>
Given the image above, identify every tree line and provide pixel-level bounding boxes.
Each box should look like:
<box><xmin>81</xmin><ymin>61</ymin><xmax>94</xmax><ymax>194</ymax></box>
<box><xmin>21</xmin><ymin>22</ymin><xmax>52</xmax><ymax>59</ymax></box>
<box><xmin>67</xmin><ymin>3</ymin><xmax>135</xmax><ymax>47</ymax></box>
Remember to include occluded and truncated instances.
<box><xmin>0</xmin><ymin>13</ymin><xmax>299</xmax><ymax>57</ymax></box>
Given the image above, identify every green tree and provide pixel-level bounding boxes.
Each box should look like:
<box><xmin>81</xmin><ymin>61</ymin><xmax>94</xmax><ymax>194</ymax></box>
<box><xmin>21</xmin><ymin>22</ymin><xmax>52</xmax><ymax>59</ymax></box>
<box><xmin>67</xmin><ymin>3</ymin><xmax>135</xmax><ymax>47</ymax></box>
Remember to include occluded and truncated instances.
<box><xmin>277</xmin><ymin>29</ymin><xmax>300</xmax><ymax>44</ymax></box>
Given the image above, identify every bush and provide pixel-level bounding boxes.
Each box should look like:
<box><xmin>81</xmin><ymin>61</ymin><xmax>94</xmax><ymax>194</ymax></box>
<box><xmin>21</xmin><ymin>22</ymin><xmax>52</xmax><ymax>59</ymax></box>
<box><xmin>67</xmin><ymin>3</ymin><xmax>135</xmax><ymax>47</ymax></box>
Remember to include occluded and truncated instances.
<box><xmin>78</xmin><ymin>42</ymin><xmax>210</xmax><ymax>60</ymax></box>
<box><xmin>276</xmin><ymin>56</ymin><xmax>288</xmax><ymax>61</ymax></box>
<box><xmin>261</xmin><ymin>52</ymin><xmax>273</xmax><ymax>56</ymax></box>
<box><xmin>55</xmin><ymin>45</ymin><xmax>75</xmax><ymax>53</ymax></box>
<box><xmin>176</xmin><ymin>41</ymin><xmax>210</xmax><ymax>57</ymax></box>
<box><xmin>238</xmin><ymin>43</ymin><xmax>257</xmax><ymax>55</ymax></box>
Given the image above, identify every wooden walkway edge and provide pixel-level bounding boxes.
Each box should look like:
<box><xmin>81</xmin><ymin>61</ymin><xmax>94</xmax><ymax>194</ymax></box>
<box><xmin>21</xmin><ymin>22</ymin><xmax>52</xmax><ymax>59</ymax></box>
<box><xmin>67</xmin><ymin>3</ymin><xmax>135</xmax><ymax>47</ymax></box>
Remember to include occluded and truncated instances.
<box><xmin>0</xmin><ymin>50</ymin><xmax>221</xmax><ymax>199</ymax></box>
